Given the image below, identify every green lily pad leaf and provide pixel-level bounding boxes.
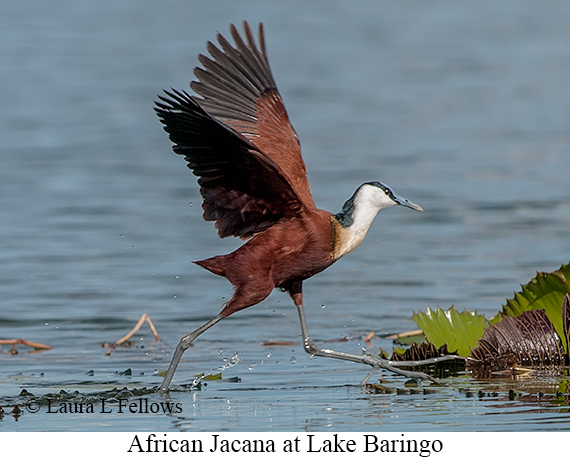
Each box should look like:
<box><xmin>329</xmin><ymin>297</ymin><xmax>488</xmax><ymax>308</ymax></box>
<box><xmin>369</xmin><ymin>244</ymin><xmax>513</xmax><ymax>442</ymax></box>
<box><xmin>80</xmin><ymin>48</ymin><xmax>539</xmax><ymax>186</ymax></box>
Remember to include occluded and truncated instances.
<box><xmin>497</xmin><ymin>264</ymin><xmax>570</xmax><ymax>351</ymax></box>
<box><xmin>413</xmin><ymin>306</ymin><xmax>487</xmax><ymax>357</ymax></box>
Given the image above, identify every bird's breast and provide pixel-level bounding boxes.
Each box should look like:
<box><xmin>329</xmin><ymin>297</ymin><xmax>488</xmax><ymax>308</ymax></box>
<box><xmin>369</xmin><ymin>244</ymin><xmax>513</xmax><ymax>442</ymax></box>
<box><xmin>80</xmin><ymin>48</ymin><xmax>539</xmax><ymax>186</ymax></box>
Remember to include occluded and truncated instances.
<box><xmin>330</xmin><ymin>216</ymin><xmax>368</xmax><ymax>261</ymax></box>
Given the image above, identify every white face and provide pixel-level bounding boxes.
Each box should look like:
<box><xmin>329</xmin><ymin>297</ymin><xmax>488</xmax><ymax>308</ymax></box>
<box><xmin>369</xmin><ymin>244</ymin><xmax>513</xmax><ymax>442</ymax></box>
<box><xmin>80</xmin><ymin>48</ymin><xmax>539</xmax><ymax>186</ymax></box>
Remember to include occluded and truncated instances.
<box><xmin>358</xmin><ymin>182</ymin><xmax>424</xmax><ymax>212</ymax></box>
<box><xmin>357</xmin><ymin>183</ymin><xmax>400</xmax><ymax>210</ymax></box>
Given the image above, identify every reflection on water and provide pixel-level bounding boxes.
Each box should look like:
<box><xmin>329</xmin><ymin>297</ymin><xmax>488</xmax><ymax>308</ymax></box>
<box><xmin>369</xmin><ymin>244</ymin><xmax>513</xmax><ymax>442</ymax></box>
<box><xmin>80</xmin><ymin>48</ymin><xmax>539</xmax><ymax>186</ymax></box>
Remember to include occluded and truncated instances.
<box><xmin>1</xmin><ymin>0</ymin><xmax>570</xmax><ymax>431</ymax></box>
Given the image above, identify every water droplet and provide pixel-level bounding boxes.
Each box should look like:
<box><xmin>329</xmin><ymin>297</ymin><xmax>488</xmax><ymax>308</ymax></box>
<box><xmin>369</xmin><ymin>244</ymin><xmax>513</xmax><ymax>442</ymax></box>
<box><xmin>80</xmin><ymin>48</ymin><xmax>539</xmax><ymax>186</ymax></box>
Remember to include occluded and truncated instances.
<box><xmin>290</xmin><ymin>356</ymin><xmax>297</xmax><ymax>364</ymax></box>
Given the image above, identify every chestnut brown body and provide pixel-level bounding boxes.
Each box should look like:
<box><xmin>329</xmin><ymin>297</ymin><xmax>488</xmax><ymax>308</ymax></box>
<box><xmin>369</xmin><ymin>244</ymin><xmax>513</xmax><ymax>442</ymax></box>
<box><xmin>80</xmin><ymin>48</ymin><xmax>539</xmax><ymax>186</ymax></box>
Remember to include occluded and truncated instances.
<box><xmin>195</xmin><ymin>209</ymin><xmax>335</xmax><ymax>317</ymax></box>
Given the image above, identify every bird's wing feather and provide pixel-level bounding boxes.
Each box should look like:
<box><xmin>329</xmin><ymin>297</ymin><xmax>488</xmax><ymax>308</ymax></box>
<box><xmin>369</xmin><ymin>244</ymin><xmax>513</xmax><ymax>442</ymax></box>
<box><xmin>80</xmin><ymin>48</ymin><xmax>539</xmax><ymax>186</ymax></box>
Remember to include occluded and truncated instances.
<box><xmin>190</xmin><ymin>21</ymin><xmax>316</xmax><ymax>209</ymax></box>
<box><xmin>155</xmin><ymin>89</ymin><xmax>304</xmax><ymax>238</ymax></box>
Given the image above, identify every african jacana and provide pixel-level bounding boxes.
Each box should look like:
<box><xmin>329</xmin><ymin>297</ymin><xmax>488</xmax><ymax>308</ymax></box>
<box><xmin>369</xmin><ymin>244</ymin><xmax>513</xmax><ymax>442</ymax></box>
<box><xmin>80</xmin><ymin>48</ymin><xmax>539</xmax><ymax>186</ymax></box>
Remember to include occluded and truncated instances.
<box><xmin>155</xmin><ymin>21</ymin><xmax>424</xmax><ymax>392</ymax></box>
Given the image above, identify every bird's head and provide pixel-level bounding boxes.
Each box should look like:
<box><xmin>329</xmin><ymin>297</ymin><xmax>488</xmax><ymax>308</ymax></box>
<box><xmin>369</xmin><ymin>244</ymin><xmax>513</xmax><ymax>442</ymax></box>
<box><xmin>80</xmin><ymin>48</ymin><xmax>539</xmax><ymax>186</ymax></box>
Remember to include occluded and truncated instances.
<box><xmin>335</xmin><ymin>181</ymin><xmax>423</xmax><ymax>228</ymax></box>
<box><xmin>331</xmin><ymin>181</ymin><xmax>423</xmax><ymax>260</ymax></box>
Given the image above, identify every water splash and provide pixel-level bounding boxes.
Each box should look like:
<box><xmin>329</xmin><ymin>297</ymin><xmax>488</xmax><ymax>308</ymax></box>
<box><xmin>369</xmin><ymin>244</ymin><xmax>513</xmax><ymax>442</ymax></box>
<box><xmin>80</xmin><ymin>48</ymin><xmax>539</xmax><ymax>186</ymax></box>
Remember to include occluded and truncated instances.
<box><xmin>218</xmin><ymin>352</ymin><xmax>241</xmax><ymax>372</ymax></box>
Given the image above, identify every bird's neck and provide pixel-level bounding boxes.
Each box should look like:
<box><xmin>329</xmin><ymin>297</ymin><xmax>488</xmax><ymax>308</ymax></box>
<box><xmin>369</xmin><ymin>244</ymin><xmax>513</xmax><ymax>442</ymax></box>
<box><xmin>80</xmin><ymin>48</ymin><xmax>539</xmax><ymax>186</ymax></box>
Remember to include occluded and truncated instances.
<box><xmin>330</xmin><ymin>195</ymin><xmax>382</xmax><ymax>261</ymax></box>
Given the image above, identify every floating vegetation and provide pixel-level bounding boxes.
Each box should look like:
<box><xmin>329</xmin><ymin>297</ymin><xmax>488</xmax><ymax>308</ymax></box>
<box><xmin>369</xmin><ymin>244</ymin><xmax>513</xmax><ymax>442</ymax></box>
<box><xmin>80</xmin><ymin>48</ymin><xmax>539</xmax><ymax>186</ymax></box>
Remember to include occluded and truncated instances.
<box><xmin>0</xmin><ymin>339</ymin><xmax>53</xmax><ymax>354</ymax></box>
<box><xmin>393</xmin><ymin>264</ymin><xmax>570</xmax><ymax>379</ymax></box>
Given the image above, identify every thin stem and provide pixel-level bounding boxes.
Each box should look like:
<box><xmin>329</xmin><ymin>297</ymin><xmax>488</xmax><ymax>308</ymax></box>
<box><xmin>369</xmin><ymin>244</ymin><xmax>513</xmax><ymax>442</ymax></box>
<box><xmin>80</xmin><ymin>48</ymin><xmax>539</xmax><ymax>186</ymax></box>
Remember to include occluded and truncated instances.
<box><xmin>105</xmin><ymin>313</ymin><xmax>161</xmax><ymax>355</ymax></box>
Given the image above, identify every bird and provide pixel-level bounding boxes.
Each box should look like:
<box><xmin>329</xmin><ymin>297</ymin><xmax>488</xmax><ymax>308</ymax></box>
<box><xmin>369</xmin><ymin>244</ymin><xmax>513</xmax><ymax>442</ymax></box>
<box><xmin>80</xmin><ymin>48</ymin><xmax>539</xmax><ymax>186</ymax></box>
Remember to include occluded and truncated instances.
<box><xmin>155</xmin><ymin>21</ymin><xmax>424</xmax><ymax>393</ymax></box>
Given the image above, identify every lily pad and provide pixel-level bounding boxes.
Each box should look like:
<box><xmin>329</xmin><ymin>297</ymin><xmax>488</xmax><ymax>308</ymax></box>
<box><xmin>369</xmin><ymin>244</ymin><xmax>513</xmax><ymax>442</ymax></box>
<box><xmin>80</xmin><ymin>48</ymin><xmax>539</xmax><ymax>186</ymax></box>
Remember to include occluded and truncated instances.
<box><xmin>412</xmin><ymin>306</ymin><xmax>487</xmax><ymax>357</ymax></box>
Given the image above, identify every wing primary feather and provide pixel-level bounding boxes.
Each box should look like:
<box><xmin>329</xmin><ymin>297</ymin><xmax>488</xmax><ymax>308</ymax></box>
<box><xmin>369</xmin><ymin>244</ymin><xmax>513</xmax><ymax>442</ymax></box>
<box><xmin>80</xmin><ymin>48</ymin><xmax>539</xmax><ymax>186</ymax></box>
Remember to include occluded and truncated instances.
<box><xmin>238</xmin><ymin>22</ymin><xmax>275</xmax><ymax>88</ymax></box>
<box><xmin>195</xmin><ymin>55</ymin><xmax>258</xmax><ymax>106</ymax></box>
<box><xmin>228</xmin><ymin>23</ymin><xmax>275</xmax><ymax>91</ymax></box>
<box><xmin>206</xmin><ymin>37</ymin><xmax>264</xmax><ymax>96</ymax></box>
<box><xmin>258</xmin><ymin>23</ymin><xmax>269</xmax><ymax>64</ymax></box>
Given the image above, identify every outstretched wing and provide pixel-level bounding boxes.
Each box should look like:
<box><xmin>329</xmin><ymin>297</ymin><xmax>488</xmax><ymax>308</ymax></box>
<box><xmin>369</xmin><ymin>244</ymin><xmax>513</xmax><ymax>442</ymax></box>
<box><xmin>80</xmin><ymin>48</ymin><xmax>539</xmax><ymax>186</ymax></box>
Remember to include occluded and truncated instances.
<box><xmin>191</xmin><ymin>21</ymin><xmax>315</xmax><ymax>209</ymax></box>
<box><xmin>155</xmin><ymin>89</ymin><xmax>304</xmax><ymax>238</ymax></box>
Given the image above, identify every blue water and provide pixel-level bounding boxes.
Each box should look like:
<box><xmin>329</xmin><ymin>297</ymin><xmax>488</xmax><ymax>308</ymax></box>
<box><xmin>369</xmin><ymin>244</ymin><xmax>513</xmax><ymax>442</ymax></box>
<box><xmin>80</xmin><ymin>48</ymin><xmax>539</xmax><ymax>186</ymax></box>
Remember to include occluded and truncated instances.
<box><xmin>1</xmin><ymin>0</ymin><xmax>570</xmax><ymax>432</ymax></box>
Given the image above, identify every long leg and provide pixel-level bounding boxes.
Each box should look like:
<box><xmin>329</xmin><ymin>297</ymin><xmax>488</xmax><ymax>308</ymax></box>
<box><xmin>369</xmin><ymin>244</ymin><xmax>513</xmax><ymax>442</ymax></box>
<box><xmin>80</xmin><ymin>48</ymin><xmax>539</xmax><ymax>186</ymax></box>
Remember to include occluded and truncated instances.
<box><xmin>160</xmin><ymin>280</ymin><xmax>274</xmax><ymax>393</ymax></box>
<box><xmin>159</xmin><ymin>313</ymin><xmax>224</xmax><ymax>394</ymax></box>
<box><xmin>287</xmin><ymin>282</ymin><xmax>438</xmax><ymax>383</ymax></box>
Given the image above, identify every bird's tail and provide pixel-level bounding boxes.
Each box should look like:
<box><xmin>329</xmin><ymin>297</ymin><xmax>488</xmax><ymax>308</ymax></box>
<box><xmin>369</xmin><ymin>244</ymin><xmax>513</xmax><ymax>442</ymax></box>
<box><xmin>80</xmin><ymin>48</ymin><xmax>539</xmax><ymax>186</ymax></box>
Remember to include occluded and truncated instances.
<box><xmin>193</xmin><ymin>255</ymin><xmax>228</xmax><ymax>278</ymax></box>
